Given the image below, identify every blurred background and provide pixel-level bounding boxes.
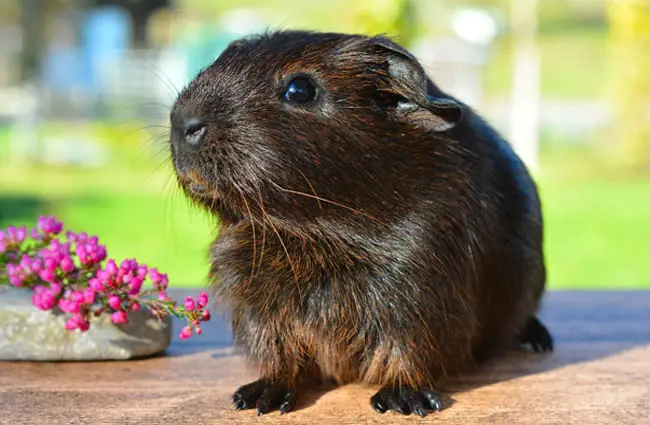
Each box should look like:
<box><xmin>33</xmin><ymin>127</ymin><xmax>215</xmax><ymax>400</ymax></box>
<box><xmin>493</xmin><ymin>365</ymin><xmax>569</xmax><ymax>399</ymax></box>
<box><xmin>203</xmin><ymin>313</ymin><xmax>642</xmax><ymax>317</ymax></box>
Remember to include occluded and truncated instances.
<box><xmin>0</xmin><ymin>0</ymin><xmax>648</xmax><ymax>289</ymax></box>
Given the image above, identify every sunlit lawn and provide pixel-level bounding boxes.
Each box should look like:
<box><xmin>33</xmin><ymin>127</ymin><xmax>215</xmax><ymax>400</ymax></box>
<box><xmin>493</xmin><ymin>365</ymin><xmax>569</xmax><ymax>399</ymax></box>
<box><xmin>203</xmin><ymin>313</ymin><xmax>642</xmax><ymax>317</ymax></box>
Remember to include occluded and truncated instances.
<box><xmin>0</xmin><ymin>158</ymin><xmax>216</xmax><ymax>288</ymax></box>
<box><xmin>537</xmin><ymin>144</ymin><xmax>650</xmax><ymax>289</ymax></box>
<box><xmin>1</xmin><ymin>135</ymin><xmax>649</xmax><ymax>289</ymax></box>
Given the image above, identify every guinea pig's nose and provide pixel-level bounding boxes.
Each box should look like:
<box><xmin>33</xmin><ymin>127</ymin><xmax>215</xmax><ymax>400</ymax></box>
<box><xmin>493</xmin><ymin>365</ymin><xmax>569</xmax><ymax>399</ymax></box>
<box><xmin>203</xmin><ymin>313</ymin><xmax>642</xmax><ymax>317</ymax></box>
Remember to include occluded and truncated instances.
<box><xmin>182</xmin><ymin>118</ymin><xmax>207</xmax><ymax>146</ymax></box>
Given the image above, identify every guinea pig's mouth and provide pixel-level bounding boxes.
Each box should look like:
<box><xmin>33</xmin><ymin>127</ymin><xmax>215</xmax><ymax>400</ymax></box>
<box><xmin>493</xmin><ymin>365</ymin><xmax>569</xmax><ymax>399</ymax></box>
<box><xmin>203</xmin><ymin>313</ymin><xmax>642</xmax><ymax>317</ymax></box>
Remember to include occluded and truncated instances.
<box><xmin>188</xmin><ymin>182</ymin><xmax>208</xmax><ymax>194</ymax></box>
<box><xmin>184</xmin><ymin>180</ymin><xmax>218</xmax><ymax>199</ymax></box>
<box><xmin>175</xmin><ymin>169</ymin><xmax>217</xmax><ymax>199</ymax></box>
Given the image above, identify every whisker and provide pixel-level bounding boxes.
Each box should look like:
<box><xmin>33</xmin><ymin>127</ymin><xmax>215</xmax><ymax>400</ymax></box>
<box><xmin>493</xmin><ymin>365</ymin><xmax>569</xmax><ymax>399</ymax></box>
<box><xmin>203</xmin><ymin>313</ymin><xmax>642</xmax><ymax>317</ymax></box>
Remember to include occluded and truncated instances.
<box><xmin>256</xmin><ymin>188</ymin><xmax>302</xmax><ymax>301</ymax></box>
<box><xmin>240</xmin><ymin>193</ymin><xmax>257</xmax><ymax>285</ymax></box>
<box><xmin>138</xmin><ymin>101</ymin><xmax>174</xmax><ymax>110</ymax></box>
<box><xmin>268</xmin><ymin>179</ymin><xmax>387</xmax><ymax>226</ymax></box>
<box><xmin>298</xmin><ymin>170</ymin><xmax>322</xmax><ymax>210</ymax></box>
<box><xmin>257</xmin><ymin>218</ymin><xmax>267</xmax><ymax>277</ymax></box>
<box><xmin>161</xmin><ymin>166</ymin><xmax>182</xmax><ymax>265</ymax></box>
<box><xmin>121</xmin><ymin>124</ymin><xmax>170</xmax><ymax>143</ymax></box>
<box><xmin>147</xmin><ymin>67</ymin><xmax>182</xmax><ymax>105</ymax></box>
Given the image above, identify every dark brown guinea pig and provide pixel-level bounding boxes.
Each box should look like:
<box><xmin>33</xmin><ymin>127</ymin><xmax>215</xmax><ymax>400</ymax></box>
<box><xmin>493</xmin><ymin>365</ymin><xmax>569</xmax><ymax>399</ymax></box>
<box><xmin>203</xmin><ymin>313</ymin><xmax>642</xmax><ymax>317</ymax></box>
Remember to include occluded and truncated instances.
<box><xmin>169</xmin><ymin>30</ymin><xmax>553</xmax><ymax>417</ymax></box>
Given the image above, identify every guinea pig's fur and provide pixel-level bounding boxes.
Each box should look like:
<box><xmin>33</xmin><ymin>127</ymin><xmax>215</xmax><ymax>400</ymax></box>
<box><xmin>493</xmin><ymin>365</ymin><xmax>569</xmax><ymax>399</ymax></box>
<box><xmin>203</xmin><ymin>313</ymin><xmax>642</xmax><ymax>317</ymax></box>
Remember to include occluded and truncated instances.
<box><xmin>170</xmin><ymin>30</ymin><xmax>553</xmax><ymax>417</ymax></box>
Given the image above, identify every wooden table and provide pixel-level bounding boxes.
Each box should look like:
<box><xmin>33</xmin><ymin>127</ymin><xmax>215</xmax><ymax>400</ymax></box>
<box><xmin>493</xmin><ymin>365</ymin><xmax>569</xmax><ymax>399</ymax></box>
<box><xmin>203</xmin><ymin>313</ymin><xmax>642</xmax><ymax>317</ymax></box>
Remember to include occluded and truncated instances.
<box><xmin>1</xmin><ymin>290</ymin><xmax>648</xmax><ymax>424</ymax></box>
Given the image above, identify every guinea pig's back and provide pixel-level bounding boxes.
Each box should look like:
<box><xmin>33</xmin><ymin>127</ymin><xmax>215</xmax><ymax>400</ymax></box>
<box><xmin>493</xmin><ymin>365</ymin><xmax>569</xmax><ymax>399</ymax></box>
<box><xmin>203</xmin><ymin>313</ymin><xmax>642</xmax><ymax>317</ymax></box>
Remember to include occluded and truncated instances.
<box><xmin>454</xmin><ymin>109</ymin><xmax>546</xmax><ymax>358</ymax></box>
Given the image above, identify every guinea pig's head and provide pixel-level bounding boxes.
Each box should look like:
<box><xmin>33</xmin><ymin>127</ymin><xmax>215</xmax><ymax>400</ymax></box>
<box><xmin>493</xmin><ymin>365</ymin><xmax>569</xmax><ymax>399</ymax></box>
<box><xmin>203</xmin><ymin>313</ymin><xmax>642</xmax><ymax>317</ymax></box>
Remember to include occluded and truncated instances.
<box><xmin>170</xmin><ymin>31</ymin><xmax>463</xmax><ymax>227</ymax></box>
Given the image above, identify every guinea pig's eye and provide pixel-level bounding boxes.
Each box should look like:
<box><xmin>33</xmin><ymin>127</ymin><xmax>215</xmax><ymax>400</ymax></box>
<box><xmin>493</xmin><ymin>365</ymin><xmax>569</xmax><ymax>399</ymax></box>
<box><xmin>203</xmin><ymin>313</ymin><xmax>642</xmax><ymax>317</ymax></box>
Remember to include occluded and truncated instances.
<box><xmin>283</xmin><ymin>77</ymin><xmax>317</xmax><ymax>104</ymax></box>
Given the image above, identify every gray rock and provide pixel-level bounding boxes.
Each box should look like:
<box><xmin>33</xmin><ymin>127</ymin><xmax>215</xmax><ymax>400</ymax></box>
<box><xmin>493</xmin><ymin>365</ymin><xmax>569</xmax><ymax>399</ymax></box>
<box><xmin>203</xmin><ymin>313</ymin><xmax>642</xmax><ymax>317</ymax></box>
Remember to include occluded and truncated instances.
<box><xmin>0</xmin><ymin>285</ymin><xmax>172</xmax><ymax>361</ymax></box>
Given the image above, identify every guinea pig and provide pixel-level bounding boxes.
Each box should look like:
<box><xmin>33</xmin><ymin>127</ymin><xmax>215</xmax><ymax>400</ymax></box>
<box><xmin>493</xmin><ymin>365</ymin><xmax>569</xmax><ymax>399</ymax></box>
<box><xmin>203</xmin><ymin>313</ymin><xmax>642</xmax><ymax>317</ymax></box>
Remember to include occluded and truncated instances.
<box><xmin>169</xmin><ymin>30</ymin><xmax>553</xmax><ymax>417</ymax></box>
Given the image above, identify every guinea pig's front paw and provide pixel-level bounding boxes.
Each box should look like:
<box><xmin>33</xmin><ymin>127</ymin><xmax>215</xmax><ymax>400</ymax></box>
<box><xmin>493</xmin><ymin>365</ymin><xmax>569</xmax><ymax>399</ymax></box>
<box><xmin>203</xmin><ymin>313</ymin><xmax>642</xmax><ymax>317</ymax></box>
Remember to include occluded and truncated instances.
<box><xmin>370</xmin><ymin>385</ymin><xmax>442</xmax><ymax>417</ymax></box>
<box><xmin>232</xmin><ymin>379</ymin><xmax>296</xmax><ymax>415</ymax></box>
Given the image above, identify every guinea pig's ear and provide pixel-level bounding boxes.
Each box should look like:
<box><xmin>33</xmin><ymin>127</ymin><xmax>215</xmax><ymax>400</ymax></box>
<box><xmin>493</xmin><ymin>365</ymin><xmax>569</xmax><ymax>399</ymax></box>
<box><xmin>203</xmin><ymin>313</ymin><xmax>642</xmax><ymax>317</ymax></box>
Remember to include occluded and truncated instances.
<box><xmin>370</xmin><ymin>37</ymin><xmax>463</xmax><ymax>132</ymax></box>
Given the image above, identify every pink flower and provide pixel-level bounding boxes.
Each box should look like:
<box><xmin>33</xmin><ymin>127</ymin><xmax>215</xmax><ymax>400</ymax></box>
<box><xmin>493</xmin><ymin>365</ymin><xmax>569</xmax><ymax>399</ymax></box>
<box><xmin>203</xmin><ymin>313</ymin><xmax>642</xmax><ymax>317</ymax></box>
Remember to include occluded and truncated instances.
<box><xmin>65</xmin><ymin>313</ymin><xmax>89</xmax><ymax>332</ymax></box>
<box><xmin>107</xmin><ymin>295</ymin><xmax>122</xmax><ymax>310</ymax></box>
<box><xmin>58</xmin><ymin>298</ymin><xmax>80</xmax><ymax>314</ymax></box>
<box><xmin>16</xmin><ymin>226</ymin><xmax>27</xmax><ymax>243</ymax></box>
<box><xmin>120</xmin><ymin>259</ymin><xmax>137</xmax><ymax>272</ymax></box>
<box><xmin>19</xmin><ymin>255</ymin><xmax>32</xmax><ymax>272</ymax></box>
<box><xmin>7</xmin><ymin>263</ymin><xmax>25</xmax><ymax>286</ymax></box>
<box><xmin>95</xmin><ymin>245</ymin><xmax>107</xmax><ymax>262</ymax></box>
<box><xmin>96</xmin><ymin>270</ymin><xmax>111</xmax><ymax>284</ymax></box>
<box><xmin>184</xmin><ymin>297</ymin><xmax>196</xmax><ymax>311</ymax></box>
<box><xmin>37</xmin><ymin>216</ymin><xmax>63</xmax><ymax>235</ymax></box>
<box><xmin>72</xmin><ymin>291</ymin><xmax>85</xmax><ymax>304</ymax></box>
<box><xmin>49</xmin><ymin>282</ymin><xmax>63</xmax><ymax>295</ymax></box>
<box><xmin>48</xmin><ymin>238</ymin><xmax>60</xmax><ymax>250</ymax></box>
<box><xmin>6</xmin><ymin>226</ymin><xmax>18</xmax><ymax>242</ymax></box>
<box><xmin>202</xmin><ymin>310</ymin><xmax>211</xmax><ymax>322</ymax></box>
<box><xmin>78</xmin><ymin>320</ymin><xmax>90</xmax><ymax>332</ymax></box>
<box><xmin>40</xmin><ymin>292</ymin><xmax>56</xmax><ymax>310</ymax></box>
<box><xmin>44</xmin><ymin>258</ymin><xmax>58</xmax><ymax>273</ymax></box>
<box><xmin>179</xmin><ymin>326</ymin><xmax>193</xmax><ymax>339</ymax></box>
<box><xmin>2</xmin><ymin>215</ymin><xmax>209</xmax><ymax>341</ymax></box>
<box><xmin>111</xmin><ymin>311</ymin><xmax>129</xmax><ymax>324</ymax></box>
<box><xmin>64</xmin><ymin>318</ymin><xmax>78</xmax><ymax>331</ymax></box>
<box><xmin>32</xmin><ymin>286</ymin><xmax>56</xmax><ymax>311</ymax></box>
<box><xmin>30</xmin><ymin>259</ymin><xmax>42</xmax><ymax>272</ymax></box>
<box><xmin>149</xmin><ymin>268</ymin><xmax>161</xmax><ymax>282</ymax></box>
<box><xmin>30</xmin><ymin>228</ymin><xmax>41</xmax><ymax>240</ymax></box>
<box><xmin>137</xmin><ymin>265</ymin><xmax>148</xmax><ymax>278</ymax></box>
<box><xmin>7</xmin><ymin>263</ymin><xmax>19</xmax><ymax>274</ymax></box>
<box><xmin>75</xmin><ymin>245</ymin><xmax>88</xmax><ymax>262</ymax></box>
<box><xmin>197</xmin><ymin>292</ymin><xmax>209</xmax><ymax>308</ymax></box>
<box><xmin>83</xmin><ymin>288</ymin><xmax>96</xmax><ymax>304</ymax></box>
<box><xmin>88</xmin><ymin>278</ymin><xmax>105</xmax><ymax>292</ymax></box>
<box><xmin>105</xmin><ymin>259</ymin><xmax>118</xmax><ymax>276</ymax></box>
<box><xmin>60</xmin><ymin>256</ymin><xmax>75</xmax><ymax>273</ymax></box>
<box><xmin>38</xmin><ymin>269</ymin><xmax>56</xmax><ymax>283</ymax></box>
<box><xmin>149</xmin><ymin>268</ymin><xmax>169</xmax><ymax>290</ymax></box>
<box><xmin>127</xmin><ymin>278</ymin><xmax>143</xmax><ymax>296</ymax></box>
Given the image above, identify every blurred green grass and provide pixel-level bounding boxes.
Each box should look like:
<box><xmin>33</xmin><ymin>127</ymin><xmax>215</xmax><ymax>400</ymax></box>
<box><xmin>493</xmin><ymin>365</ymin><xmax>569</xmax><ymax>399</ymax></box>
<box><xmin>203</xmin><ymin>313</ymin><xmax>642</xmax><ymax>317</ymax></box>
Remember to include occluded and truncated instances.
<box><xmin>1</xmin><ymin>132</ymin><xmax>648</xmax><ymax>289</ymax></box>
<box><xmin>0</xmin><ymin>134</ymin><xmax>218</xmax><ymax>288</ymax></box>
<box><xmin>537</xmin><ymin>143</ymin><xmax>650</xmax><ymax>289</ymax></box>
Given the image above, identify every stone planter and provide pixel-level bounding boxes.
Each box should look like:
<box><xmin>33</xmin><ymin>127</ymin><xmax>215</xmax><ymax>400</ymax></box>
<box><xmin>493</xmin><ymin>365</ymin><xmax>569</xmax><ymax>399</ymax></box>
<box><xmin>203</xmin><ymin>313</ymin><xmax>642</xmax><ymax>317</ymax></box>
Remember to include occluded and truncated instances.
<box><xmin>0</xmin><ymin>285</ymin><xmax>172</xmax><ymax>361</ymax></box>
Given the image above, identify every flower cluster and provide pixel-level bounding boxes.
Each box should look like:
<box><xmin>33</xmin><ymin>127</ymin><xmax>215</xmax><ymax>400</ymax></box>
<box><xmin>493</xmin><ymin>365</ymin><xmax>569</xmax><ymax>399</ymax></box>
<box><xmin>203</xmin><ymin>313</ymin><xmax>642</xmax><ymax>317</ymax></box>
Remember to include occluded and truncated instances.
<box><xmin>1</xmin><ymin>216</ymin><xmax>210</xmax><ymax>339</ymax></box>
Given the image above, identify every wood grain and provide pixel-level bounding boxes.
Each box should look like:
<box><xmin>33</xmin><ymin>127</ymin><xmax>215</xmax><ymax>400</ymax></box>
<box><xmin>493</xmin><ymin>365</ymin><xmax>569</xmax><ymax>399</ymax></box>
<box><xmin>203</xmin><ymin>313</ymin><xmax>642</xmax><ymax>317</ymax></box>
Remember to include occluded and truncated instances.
<box><xmin>1</xmin><ymin>290</ymin><xmax>648</xmax><ymax>424</ymax></box>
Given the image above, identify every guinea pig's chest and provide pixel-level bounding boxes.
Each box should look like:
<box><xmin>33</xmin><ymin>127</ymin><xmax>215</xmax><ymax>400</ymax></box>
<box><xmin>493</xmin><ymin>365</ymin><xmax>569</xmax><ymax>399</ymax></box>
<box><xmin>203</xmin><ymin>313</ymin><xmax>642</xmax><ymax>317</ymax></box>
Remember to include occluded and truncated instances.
<box><xmin>211</xmin><ymin>226</ymin><xmax>377</xmax><ymax>331</ymax></box>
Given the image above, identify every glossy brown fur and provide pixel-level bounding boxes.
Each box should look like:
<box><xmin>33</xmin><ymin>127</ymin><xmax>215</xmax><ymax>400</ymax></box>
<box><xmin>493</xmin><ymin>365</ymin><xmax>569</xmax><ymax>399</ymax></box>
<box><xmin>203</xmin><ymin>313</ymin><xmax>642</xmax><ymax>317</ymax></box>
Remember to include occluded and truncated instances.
<box><xmin>170</xmin><ymin>31</ymin><xmax>549</xmax><ymax>412</ymax></box>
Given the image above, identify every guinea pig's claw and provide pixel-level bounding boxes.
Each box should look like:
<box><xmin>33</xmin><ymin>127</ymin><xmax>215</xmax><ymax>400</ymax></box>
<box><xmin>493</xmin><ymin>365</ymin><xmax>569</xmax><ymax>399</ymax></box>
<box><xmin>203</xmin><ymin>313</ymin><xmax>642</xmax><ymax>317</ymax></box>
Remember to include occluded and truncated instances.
<box><xmin>518</xmin><ymin>316</ymin><xmax>554</xmax><ymax>353</ymax></box>
<box><xmin>232</xmin><ymin>379</ymin><xmax>265</xmax><ymax>410</ymax></box>
<box><xmin>370</xmin><ymin>385</ymin><xmax>442</xmax><ymax>416</ymax></box>
<box><xmin>414</xmin><ymin>405</ymin><xmax>428</xmax><ymax>418</ymax></box>
<box><xmin>371</xmin><ymin>398</ymin><xmax>388</xmax><ymax>414</ymax></box>
<box><xmin>278</xmin><ymin>393</ymin><xmax>295</xmax><ymax>415</ymax></box>
<box><xmin>232</xmin><ymin>379</ymin><xmax>296</xmax><ymax>415</ymax></box>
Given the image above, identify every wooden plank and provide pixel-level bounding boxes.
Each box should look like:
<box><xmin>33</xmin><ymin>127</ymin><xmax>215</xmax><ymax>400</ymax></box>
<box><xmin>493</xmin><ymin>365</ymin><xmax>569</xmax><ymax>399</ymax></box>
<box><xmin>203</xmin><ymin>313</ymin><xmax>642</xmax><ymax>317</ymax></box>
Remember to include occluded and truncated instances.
<box><xmin>0</xmin><ymin>290</ymin><xmax>648</xmax><ymax>424</ymax></box>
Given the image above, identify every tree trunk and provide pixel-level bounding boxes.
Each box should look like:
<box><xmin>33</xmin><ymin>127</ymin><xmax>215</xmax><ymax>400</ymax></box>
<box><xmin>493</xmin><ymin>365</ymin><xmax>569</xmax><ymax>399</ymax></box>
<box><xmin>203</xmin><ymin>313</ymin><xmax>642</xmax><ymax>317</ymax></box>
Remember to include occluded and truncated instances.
<box><xmin>508</xmin><ymin>0</ymin><xmax>540</xmax><ymax>172</ymax></box>
<box><xmin>19</xmin><ymin>0</ymin><xmax>45</xmax><ymax>82</ymax></box>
